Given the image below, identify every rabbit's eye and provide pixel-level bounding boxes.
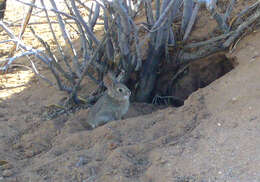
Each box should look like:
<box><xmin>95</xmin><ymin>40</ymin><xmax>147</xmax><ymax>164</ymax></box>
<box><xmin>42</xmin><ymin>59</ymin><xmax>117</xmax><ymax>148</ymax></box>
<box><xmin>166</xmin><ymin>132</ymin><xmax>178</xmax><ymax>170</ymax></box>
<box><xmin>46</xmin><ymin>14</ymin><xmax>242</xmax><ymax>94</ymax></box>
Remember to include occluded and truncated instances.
<box><xmin>117</xmin><ymin>88</ymin><xmax>123</xmax><ymax>92</ymax></box>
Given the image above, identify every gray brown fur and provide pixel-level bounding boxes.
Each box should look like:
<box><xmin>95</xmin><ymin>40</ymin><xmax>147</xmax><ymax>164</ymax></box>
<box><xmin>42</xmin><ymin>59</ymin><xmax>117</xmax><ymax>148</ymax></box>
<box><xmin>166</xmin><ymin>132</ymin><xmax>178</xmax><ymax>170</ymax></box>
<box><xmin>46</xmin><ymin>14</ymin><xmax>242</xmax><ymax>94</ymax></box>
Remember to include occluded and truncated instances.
<box><xmin>86</xmin><ymin>82</ymin><xmax>131</xmax><ymax>129</ymax></box>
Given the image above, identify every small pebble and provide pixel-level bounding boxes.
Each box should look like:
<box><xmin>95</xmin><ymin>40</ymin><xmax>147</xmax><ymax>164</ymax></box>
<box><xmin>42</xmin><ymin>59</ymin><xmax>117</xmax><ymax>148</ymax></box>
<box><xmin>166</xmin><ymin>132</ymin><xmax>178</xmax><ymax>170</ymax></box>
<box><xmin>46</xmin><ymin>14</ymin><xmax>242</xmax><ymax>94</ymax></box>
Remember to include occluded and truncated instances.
<box><xmin>1</xmin><ymin>163</ymin><xmax>13</xmax><ymax>170</ymax></box>
<box><xmin>76</xmin><ymin>157</ymin><xmax>88</xmax><ymax>167</ymax></box>
<box><xmin>2</xmin><ymin>169</ymin><xmax>14</xmax><ymax>177</ymax></box>
<box><xmin>108</xmin><ymin>142</ymin><xmax>118</xmax><ymax>150</ymax></box>
<box><xmin>25</xmin><ymin>150</ymin><xmax>35</xmax><ymax>158</ymax></box>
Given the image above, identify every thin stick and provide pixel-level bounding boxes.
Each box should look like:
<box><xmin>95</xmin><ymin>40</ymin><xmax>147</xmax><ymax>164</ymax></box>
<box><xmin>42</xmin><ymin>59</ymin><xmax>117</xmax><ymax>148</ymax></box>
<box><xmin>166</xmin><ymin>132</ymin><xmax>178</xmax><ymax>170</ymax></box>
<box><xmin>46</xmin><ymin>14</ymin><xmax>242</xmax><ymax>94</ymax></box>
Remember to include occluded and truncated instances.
<box><xmin>68</xmin><ymin>19</ymin><xmax>116</xmax><ymax>102</ymax></box>
<box><xmin>9</xmin><ymin>0</ymin><xmax>36</xmax><ymax>57</ymax></box>
<box><xmin>183</xmin><ymin>2</ymin><xmax>200</xmax><ymax>41</ymax></box>
<box><xmin>40</xmin><ymin>0</ymin><xmax>73</xmax><ymax>75</ymax></box>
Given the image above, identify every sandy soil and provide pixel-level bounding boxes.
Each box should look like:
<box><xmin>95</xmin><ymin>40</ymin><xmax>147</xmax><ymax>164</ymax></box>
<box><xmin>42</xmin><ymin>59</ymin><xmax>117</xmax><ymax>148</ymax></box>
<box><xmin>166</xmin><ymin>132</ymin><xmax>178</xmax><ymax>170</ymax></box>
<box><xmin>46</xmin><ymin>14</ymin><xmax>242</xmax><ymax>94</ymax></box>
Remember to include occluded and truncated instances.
<box><xmin>1</xmin><ymin>0</ymin><xmax>260</xmax><ymax>182</ymax></box>
<box><xmin>0</xmin><ymin>32</ymin><xmax>260</xmax><ymax>182</ymax></box>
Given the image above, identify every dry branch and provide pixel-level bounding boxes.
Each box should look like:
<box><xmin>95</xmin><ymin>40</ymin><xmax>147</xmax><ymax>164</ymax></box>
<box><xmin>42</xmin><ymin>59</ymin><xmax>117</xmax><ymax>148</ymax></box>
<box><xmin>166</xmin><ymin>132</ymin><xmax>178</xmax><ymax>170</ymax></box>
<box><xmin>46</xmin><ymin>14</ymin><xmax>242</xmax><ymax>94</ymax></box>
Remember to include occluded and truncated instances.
<box><xmin>68</xmin><ymin>19</ymin><xmax>116</xmax><ymax>104</ymax></box>
<box><xmin>9</xmin><ymin>0</ymin><xmax>36</xmax><ymax>57</ymax></box>
<box><xmin>1</xmin><ymin>0</ymin><xmax>260</xmax><ymax>113</ymax></box>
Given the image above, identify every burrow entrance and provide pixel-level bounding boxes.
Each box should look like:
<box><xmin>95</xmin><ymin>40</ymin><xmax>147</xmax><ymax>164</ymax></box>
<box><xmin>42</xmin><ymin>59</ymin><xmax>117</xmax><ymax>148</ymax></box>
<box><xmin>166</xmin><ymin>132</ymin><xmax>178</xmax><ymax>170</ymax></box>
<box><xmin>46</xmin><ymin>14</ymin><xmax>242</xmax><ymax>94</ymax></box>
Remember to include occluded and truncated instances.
<box><xmin>151</xmin><ymin>53</ymin><xmax>237</xmax><ymax>107</ymax></box>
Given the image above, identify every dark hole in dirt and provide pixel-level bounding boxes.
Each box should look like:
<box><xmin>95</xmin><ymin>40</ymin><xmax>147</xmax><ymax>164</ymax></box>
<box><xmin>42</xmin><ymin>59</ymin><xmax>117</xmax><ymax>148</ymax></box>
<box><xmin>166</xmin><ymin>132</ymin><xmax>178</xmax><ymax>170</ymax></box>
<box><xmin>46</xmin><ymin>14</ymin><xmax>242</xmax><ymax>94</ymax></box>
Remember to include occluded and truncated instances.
<box><xmin>153</xmin><ymin>53</ymin><xmax>237</xmax><ymax>107</ymax></box>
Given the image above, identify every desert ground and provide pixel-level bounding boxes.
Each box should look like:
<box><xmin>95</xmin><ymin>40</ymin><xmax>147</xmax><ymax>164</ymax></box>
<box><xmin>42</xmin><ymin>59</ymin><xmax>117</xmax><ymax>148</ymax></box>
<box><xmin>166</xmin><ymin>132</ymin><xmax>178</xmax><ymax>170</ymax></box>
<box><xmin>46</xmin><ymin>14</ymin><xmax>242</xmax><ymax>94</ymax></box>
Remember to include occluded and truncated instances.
<box><xmin>1</xmin><ymin>0</ymin><xmax>260</xmax><ymax>182</ymax></box>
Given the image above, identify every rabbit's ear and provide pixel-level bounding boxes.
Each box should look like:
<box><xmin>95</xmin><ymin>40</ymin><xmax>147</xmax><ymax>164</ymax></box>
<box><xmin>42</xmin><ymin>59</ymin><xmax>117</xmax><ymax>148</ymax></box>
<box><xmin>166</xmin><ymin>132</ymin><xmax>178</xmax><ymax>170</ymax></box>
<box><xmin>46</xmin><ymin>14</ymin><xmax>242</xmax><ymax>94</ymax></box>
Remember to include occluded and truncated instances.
<box><xmin>103</xmin><ymin>72</ymin><xmax>117</xmax><ymax>89</ymax></box>
<box><xmin>107</xmin><ymin>72</ymin><xmax>117</xmax><ymax>82</ymax></box>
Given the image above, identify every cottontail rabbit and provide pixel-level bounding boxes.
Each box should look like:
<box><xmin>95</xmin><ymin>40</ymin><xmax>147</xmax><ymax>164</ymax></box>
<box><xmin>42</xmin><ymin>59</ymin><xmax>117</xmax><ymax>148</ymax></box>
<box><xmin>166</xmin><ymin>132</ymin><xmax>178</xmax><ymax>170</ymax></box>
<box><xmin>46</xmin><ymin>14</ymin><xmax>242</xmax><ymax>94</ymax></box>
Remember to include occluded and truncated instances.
<box><xmin>85</xmin><ymin>73</ymin><xmax>131</xmax><ymax>129</ymax></box>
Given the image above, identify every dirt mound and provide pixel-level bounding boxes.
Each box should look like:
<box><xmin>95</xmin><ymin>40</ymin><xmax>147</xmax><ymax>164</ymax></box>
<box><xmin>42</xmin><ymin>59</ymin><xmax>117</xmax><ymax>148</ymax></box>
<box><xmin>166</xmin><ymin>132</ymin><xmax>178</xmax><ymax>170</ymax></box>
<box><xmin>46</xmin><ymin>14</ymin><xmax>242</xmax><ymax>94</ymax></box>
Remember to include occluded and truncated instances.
<box><xmin>1</xmin><ymin>0</ymin><xmax>260</xmax><ymax>181</ymax></box>
<box><xmin>0</xmin><ymin>30</ymin><xmax>260</xmax><ymax>181</ymax></box>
